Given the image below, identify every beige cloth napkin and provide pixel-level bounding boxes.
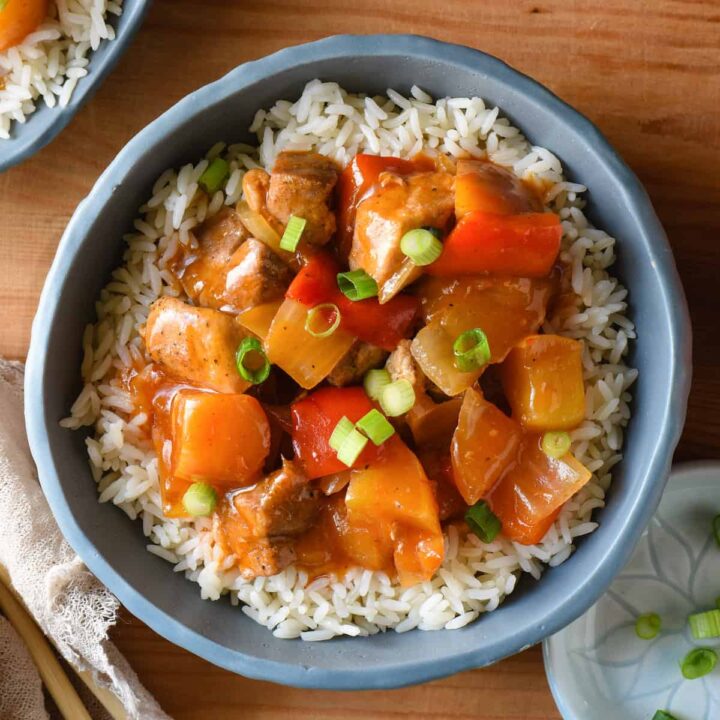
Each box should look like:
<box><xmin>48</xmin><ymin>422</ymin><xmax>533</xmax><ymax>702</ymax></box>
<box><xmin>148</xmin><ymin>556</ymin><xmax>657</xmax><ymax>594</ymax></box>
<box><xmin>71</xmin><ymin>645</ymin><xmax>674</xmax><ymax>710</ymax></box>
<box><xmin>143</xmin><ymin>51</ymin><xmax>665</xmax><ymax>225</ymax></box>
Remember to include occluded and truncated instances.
<box><xmin>0</xmin><ymin>360</ymin><xmax>170</xmax><ymax>720</ymax></box>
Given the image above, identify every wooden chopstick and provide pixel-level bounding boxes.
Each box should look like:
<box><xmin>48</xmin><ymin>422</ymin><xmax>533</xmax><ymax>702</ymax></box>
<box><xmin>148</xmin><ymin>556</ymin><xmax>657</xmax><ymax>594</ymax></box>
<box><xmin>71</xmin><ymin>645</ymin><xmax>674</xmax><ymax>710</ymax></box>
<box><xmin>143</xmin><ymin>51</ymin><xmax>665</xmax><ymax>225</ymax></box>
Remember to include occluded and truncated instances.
<box><xmin>0</xmin><ymin>567</ymin><xmax>92</xmax><ymax>720</ymax></box>
<box><xmin>0</xmin><ymin>564</ymin><xmax>129</xmax><ymax>720</ymax></box>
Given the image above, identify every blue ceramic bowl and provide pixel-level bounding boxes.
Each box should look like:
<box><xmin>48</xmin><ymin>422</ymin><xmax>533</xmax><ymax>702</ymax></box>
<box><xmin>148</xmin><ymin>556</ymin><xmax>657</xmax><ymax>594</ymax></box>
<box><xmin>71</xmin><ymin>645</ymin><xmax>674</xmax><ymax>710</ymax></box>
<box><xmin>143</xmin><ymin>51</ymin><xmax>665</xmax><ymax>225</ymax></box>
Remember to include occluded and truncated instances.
<box><xmin>0</xmin><ymin>0</ymin><xmax>150</xmax><ymax>173</ymax></box>
<box><xmin>24</xmin><ymin>35</ymin><xmax>692</xmax><ymax>689</ymax></box>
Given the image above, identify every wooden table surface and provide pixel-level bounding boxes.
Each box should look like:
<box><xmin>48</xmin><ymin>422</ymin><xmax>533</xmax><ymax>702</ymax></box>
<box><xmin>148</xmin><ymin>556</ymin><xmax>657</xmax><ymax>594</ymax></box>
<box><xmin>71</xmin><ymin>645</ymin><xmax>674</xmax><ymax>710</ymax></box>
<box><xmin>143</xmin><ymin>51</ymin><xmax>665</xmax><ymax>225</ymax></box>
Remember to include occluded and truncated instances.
<box><xmin>2</xmin><ymin>1</ymin><xmax>719</xmax><ymax>717</ymax></box>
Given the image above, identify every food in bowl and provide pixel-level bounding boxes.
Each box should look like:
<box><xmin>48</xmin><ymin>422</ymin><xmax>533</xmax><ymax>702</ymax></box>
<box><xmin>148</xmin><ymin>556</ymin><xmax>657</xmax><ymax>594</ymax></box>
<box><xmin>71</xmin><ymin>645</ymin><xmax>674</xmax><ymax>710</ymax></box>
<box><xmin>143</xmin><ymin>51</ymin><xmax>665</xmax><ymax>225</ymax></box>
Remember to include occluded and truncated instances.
<box><xmin>63</xmin><ymin>81</ymin><xmax>637</xmax><ymax>640</ymax></box>
<box><xmin>0</xmin><ymin>0</ymin><xmax>123</xmax><ymax>139</ymax></box>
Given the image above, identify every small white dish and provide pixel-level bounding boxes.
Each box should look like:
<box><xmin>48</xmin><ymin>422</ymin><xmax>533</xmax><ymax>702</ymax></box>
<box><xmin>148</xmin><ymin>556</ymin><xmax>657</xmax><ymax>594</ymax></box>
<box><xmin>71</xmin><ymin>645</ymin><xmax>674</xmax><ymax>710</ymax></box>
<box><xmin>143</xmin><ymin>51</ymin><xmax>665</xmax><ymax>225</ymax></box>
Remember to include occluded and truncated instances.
<box><xmin>544</xmin><ymin>461</ymin><xmax>720</xmax><ymax>720</ymax></box>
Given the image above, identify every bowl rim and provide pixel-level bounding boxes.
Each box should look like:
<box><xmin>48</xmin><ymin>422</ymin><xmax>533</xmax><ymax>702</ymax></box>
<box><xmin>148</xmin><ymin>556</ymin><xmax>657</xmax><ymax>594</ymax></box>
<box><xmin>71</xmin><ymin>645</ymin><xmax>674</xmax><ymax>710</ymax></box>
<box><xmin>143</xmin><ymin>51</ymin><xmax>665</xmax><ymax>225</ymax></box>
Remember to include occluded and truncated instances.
<box><xmin>0</xmin><ymin>0</ymin><xmax>151</xmax><ymax>173</ymax></box>
<box><xmin>24</xmin><ymin>33</ymin><xmax>692</xmax><ymax>689</ymax></box>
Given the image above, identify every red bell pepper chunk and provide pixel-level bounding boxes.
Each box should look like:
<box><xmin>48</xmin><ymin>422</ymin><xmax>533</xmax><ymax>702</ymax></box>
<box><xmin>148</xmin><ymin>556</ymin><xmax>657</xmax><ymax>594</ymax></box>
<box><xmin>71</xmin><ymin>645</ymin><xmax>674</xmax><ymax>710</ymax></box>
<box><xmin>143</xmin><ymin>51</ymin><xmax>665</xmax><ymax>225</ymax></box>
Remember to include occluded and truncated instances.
<box><xmin>428</xmin><ymin>211</ymin><xmax>562</xmax><ymax>278</ymax></box>
<box><xmin>337</xmin><ymin>153</ymin><xmax>436</xmax><ymax>259</ymax></box>
<box><xmin>286</xmin><ymin>253</ymin><xmax>418</xmax><ymax>351</ymax></box>
<box><xmin>291</xmin><ymin>387</ymin><xmax>380</xmax><ymax>479</ymax></box>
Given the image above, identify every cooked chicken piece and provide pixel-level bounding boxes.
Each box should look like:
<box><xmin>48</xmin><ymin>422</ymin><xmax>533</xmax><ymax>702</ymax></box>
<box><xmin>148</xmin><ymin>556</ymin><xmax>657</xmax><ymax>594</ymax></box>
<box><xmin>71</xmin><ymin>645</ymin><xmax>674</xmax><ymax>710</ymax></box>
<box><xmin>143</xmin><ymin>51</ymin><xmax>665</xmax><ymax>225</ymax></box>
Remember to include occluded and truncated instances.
<box><xmin>386</xmin><ymin>339</ymin><xmax>426</xmax><ymax>392</ymax></box>
<box><xmin>350</xmin><ymin>171</ymin><xmax>455</xmax><ymax>289</ymax></box>
<box><xmin>215</xmin><ymin>460</ymin><xmax>321</xmax><ymax>578</ymax></box>
<box><xmin>223</xmin><ymin>238</ymin><xmax>292</xmax><ymax>311</ymax></box>
<box><xmin>267</xmin><ymin>151</ymin><xmax>340</xmax><ymax>246</ymax></box>
<box><xmin>241</xmin><ymin>168</ymin><xmax>286</xmax><ymax>238</ymax></box>
<box><xmin>327</xmin><ymin>342</ymin><xmax>388</xmax><ymax>387</ymax></box>
<box><xmin>144</xmin><ymin>296</ymin><xmax>249</xmax><ymax>393</ymax></box>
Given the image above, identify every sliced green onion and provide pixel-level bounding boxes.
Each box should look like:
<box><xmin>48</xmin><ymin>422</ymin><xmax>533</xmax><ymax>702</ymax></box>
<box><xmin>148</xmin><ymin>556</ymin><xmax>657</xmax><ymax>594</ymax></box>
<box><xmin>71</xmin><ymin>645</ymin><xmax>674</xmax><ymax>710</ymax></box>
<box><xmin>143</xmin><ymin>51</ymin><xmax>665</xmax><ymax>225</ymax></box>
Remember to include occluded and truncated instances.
<box><xmin>680</xmin><ymin>647</ymin><xmax>717</xmax><ymax>679</ymax></box>
<box><xmin>635</xmin><ymin>613</ymin><xmax>661</xmax><ymax>640</ymax></box>
<box><xmin>279</xmin><ymin>215</ymin><xmax>307</xmax><ymax>252</ymax></box>
<box><xmin>465</xmin><ymin>501</ymin><xmax>502</xmax><ymax>543</ymax></box>
<box><xmin>452</xmin><ymin>328</ymin><xmax>491</xmax><ymax>372</ymax></box>
<box><xmin>182</xmin><ymin>482</ymin><xmax>218</xmax><ymax>517</ymax></box>
<box><xmin>337</xmin><ymin>269</ymin><xmax>378</xmax><ymax>301</ymax></box>
<box><xmin>199</xmin><ymin>157</ymin><xmax>230</xmax><ymax>194</ymax></box>
<box><xmin>363</xmin><ymin>368</ymin><xmax>391</xmax><ymax>401</ymax></box>
<box><xmin>305</xmin><ymin>303</ymin><xmax>340</xmax><ymax>338</ymax></box>
<box><xmin>652</xmin><ymin>712</ymin><xmax>678</xmax><ymax>720</ymax></box>
<box><xmin>336</xmin><ymin>427</ymin><xmax>369</xmax><ymax>467</ymax></box>
<box><xmin>713</xmin><ymin>514</ymin><xmax>720</xmax><ymax>547</ymax></box>
<box><xmin>235</xmin><ymin>337</ymin><xmax>271</xmax><ymax>384</ymax></box>
<box><xmin>329</xmin><ymin>416</ymin><xmax>354</xmax><ymax>452</ymax></box>
<box><xmin>400</xmin><ymin>228</ymin><xmax>443</xmax><ymax>266</ymax></box>
<box><xmin>356</xmin><ymin>409</ymin><xmax>395</xmax><ymax>446</ymax></box>
<box><xmin>542</xmin><ymin>431</ymin><xmax>572</xmax><ymax>459</ymax></box>
<box><xmin>689</xmin><ymin>609</ymin><xmax>720</xmax><ymax>640</ymax></box>
<box><xmin>379</xmin><ymin>379</ymin><xmax>415</xmax><ymax>417</ymax></box>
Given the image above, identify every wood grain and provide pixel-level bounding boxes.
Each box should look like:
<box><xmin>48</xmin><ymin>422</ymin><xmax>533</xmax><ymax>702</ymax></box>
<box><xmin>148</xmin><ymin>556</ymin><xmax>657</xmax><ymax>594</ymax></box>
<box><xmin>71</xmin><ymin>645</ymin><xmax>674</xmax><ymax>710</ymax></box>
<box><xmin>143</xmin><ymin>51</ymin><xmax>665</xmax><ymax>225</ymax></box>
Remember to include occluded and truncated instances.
<box><xmin>1</xmin><ymin>0</ymin><xmax>718</xmax><ymax>717</ymax></box>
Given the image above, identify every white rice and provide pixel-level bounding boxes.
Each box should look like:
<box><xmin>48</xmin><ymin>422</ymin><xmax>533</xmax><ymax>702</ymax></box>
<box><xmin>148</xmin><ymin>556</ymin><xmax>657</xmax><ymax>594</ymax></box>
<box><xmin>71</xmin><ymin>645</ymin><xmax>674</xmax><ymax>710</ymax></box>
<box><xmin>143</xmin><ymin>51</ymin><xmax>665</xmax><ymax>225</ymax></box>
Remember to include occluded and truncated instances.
<box><xmin>0</xmin><ymin>0</ymin><xmax>123</xmax><ymax>140</ymax></box>
<box><xmin>63</xmin><ymin>81</ymin><xmax>637</xmax><ymax>639</ymax></box>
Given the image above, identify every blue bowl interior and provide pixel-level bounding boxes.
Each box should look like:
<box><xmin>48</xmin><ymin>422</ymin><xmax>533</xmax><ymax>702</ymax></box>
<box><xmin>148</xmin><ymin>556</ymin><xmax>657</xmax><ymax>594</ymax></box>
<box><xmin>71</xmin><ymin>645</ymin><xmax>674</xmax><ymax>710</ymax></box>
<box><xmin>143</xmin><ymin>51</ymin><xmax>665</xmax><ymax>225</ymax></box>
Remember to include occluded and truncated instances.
<box><xmin>0</xmin><ymin>0</ymin><xmax>150</xmax><ymax>172</ymax></box>
<box><xmin>25</xmin><ymin>36</ymin><xmax>691</xmax><ymax>689</ymax></box>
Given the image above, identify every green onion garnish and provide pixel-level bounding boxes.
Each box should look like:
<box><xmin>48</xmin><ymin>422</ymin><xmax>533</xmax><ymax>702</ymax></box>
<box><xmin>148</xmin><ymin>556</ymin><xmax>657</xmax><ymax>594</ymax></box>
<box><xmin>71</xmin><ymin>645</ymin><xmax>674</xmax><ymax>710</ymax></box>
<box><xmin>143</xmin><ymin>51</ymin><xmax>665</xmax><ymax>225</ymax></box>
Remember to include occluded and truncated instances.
<box><xmin>337</xmin><ymin>269</ymin><xmax>378</xmax><ymax>301</ymax></box>
<box><xmin>452</xmin><ymin>328</ymin><xmax>491</xmax><ymax>372</ymax></box>
<box><xmin>713</xmin><ymin>514</ymin><xmax>720</xmax><ymax>547</ymax></box>
<box><xmin>635</xmin><ymin>613</ymin><xmax>661</xmax><ymax>640</ymax></box>
<box><xmin>336</xmin><ymin>427</ymin><xmax>369</xmax><ymax>467</ymax></box>
<box><xmin>652</xmin><ymin>712</ymin><xmax>678</xmax><ymax>720</ymax></box>
<box><xmin>542</xmin><ymin>431</ymin><xmax>572</xmax><ymax>459</ymax></box>
<box><xmin>279</xmin><ymin>215</ymin><xmax>307</xmax><ymax>252</ymax></box>
<box><xmin>363</xmin><ymin>368</ymin><xmax>391</xmax><ymax>401</ymax></box>
<box><xmin>400</xmin><ymin>227</ymin><xmax>443</xmax><ymax>266</ymax></box>
<box><xmin>199</xmin><ymin>157</ymin><xmax>230</xmax><ymax>194</ymax></box>
<box><xmin>305</xmin><ymin>303</ymin><xmax>341</xmax><ymax>338</ymax></box>
<box><xmin>689</xmin><ymin>609</ymin><xmax>720</xmax><ymax>640</ymax></box>
<box><xmin>235</xmin><ymin>337</ymin><xmax>271</xmax><ymax>384</ymax></box>
<box><xmin>680</xmin><ymin>647</ymin><xmax>717</xmax><ymax>680</ymax></box>
<box><xmin>379</xmin><ymin>379</ymin><xmax>415</xmax><ymax>417</ymax></box>
<box><xmin>356</xmin><ymin>409</ymin><xmax>395</xmax><ymax>446</ymax></box>
<box><xmin>329</xmin><ymin>416</ymin><xmax>354</xmax><ymax>452</ymax></box>
<box><xmin>182</xmin><ymin>482</ymin><xmax>218</xmax><ymax>517</ymax></box>
<box><xmin>465</xmin><ymin>501</ymin><xmax>502</xmax><ymax>543</ymax></box>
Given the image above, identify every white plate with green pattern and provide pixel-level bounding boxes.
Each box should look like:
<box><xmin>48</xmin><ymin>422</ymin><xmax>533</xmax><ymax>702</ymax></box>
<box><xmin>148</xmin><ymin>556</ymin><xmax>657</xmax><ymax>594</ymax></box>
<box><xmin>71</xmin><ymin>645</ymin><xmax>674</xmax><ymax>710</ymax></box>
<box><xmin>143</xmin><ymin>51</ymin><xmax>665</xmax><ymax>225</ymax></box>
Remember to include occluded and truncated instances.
<box><xmin>544</xmin><ymin>461</ymin><xmax>720</xmax><ymax>720</ymax></box>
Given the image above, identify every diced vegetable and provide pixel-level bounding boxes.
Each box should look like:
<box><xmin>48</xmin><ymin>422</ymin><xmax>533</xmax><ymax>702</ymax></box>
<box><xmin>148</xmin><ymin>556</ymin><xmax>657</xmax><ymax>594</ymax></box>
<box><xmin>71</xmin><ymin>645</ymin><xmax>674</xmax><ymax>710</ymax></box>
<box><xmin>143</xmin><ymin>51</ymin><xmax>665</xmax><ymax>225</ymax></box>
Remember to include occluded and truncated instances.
<box><xmin>356</xmin><ymin>409</ymin><xmax>396</xmax><ymax>446</ymax></box>
<box><xmin>428</xmin><ymin>211</ymin><xmax>561</xmax><ymax>278</ymax></box>
<box><xmin>265</xmin><ymin>298</ymin><xmax>355</xmax><ymax>388</ymax></box>
<box><xmin>165</xmin><ymin>390</ymin><xmax>270</xmax><ymax>516</ymax></box>
<box><xmin>379</xmin><ymin>379</ymin><xmax>416</xmax><ymax>417</ymax></box>
<box><xmin>635</xmin><ymin>613</ymin><xmax>661</xmax><ymax>640</ymax></box>
<box><xmin>291</xmin><ymin>386</ymin><xmax>379</xmax><ymax>478</ymax></box>
<box><xmin>465</xmin><ymin>501</ymin><xmax>502</xmax><ymax>543</ymax></box>
<box><xmin>363</xmin><ymin>368</ymin><xmax>391</xmax><ymax>401</ymax></box>
<box><xmin>487</xmin><ymin>434</ymin><xmax>591</xmax><ymax>545</ymax></box>
<box><xmin>454</xmin><ymin>159</ymin><xmax>542</xmax><ymax>219</ymax></box>
<box><xmin>501</xmin><ymin>334</ymin><xmax>585</xmax><ymax>431</ymax></box>
<box><xmin>286</xmin><ymin>253</ymin><xmax>418</xmax><ymax>351</ymax></box>
<box><xmin>279</xmin><ymin>215</ymin><xmax>307</xmax><ymax>251</ymax></box>
<box><xmin>0</xmin><ymin>0</ymin><xmax>48</xmax><ymax>52</ymax></box>
<box><xmin>199</xmin><ymin>158</ymin><xmax>230</xmax><ymax>194</ymax></box>
<box><xmin>235</xmin><ymin>336</ymin><xmax>271</xmax><ymax>384</ymax></box>
<box><xmin>328</xmin><ymin>416</ymin><xmax>354</xmax><ymax>451</ymax></box>
<box><xmin>305</xmin><ymin>303</ymin><xmax>341</xmax><ymax>338</ymax></box>
<box><xmin>337</xmin><ymin>269</ymin><xmax>379</xmax><ymax>301</ymax></box>
<box><xmin>236</xmin><ymin>299</ymin><xmax>283</xmax><ymax>341</ymax></box>
<box><xmin>681</xmin><ymin>648</ymin><xmax>717</xmax><ymax>680</ymax></box>
<box><xmin>412</xmin><ymin>276</ymin><xmax>551</xmax><ymax>396</ymax></box>
<box><xmin>451</xmin><ymin>388</ymin><xmax>522</xmax><ymax>505</ymax></box>
<box><xmin>407</xmin><ymin>395</ymin><xmax>462</xmax><ymax>449</ymax></box>
<box><xmin>346</xmin><ymin>437</ymin><xmax>444</xmax><ymax>585</ymax></box>
<box><xmin>400</xmin><ymin>228</ymin><xmax>443</xmax><ymax>266</ymax></box>
<box><xmin>689</xmin><ymin>609</ymin><xmax>720</xmax><ymax>640</ymax></box>
<box><xmin>652</xmin><ymin>712</ymin><xmax>678</xmax><ymax>720</ymax></box>
<box><xmin>182</xmin><ymin>482</ymin><xmax>218</xmax><ymax>517</ymax></box>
